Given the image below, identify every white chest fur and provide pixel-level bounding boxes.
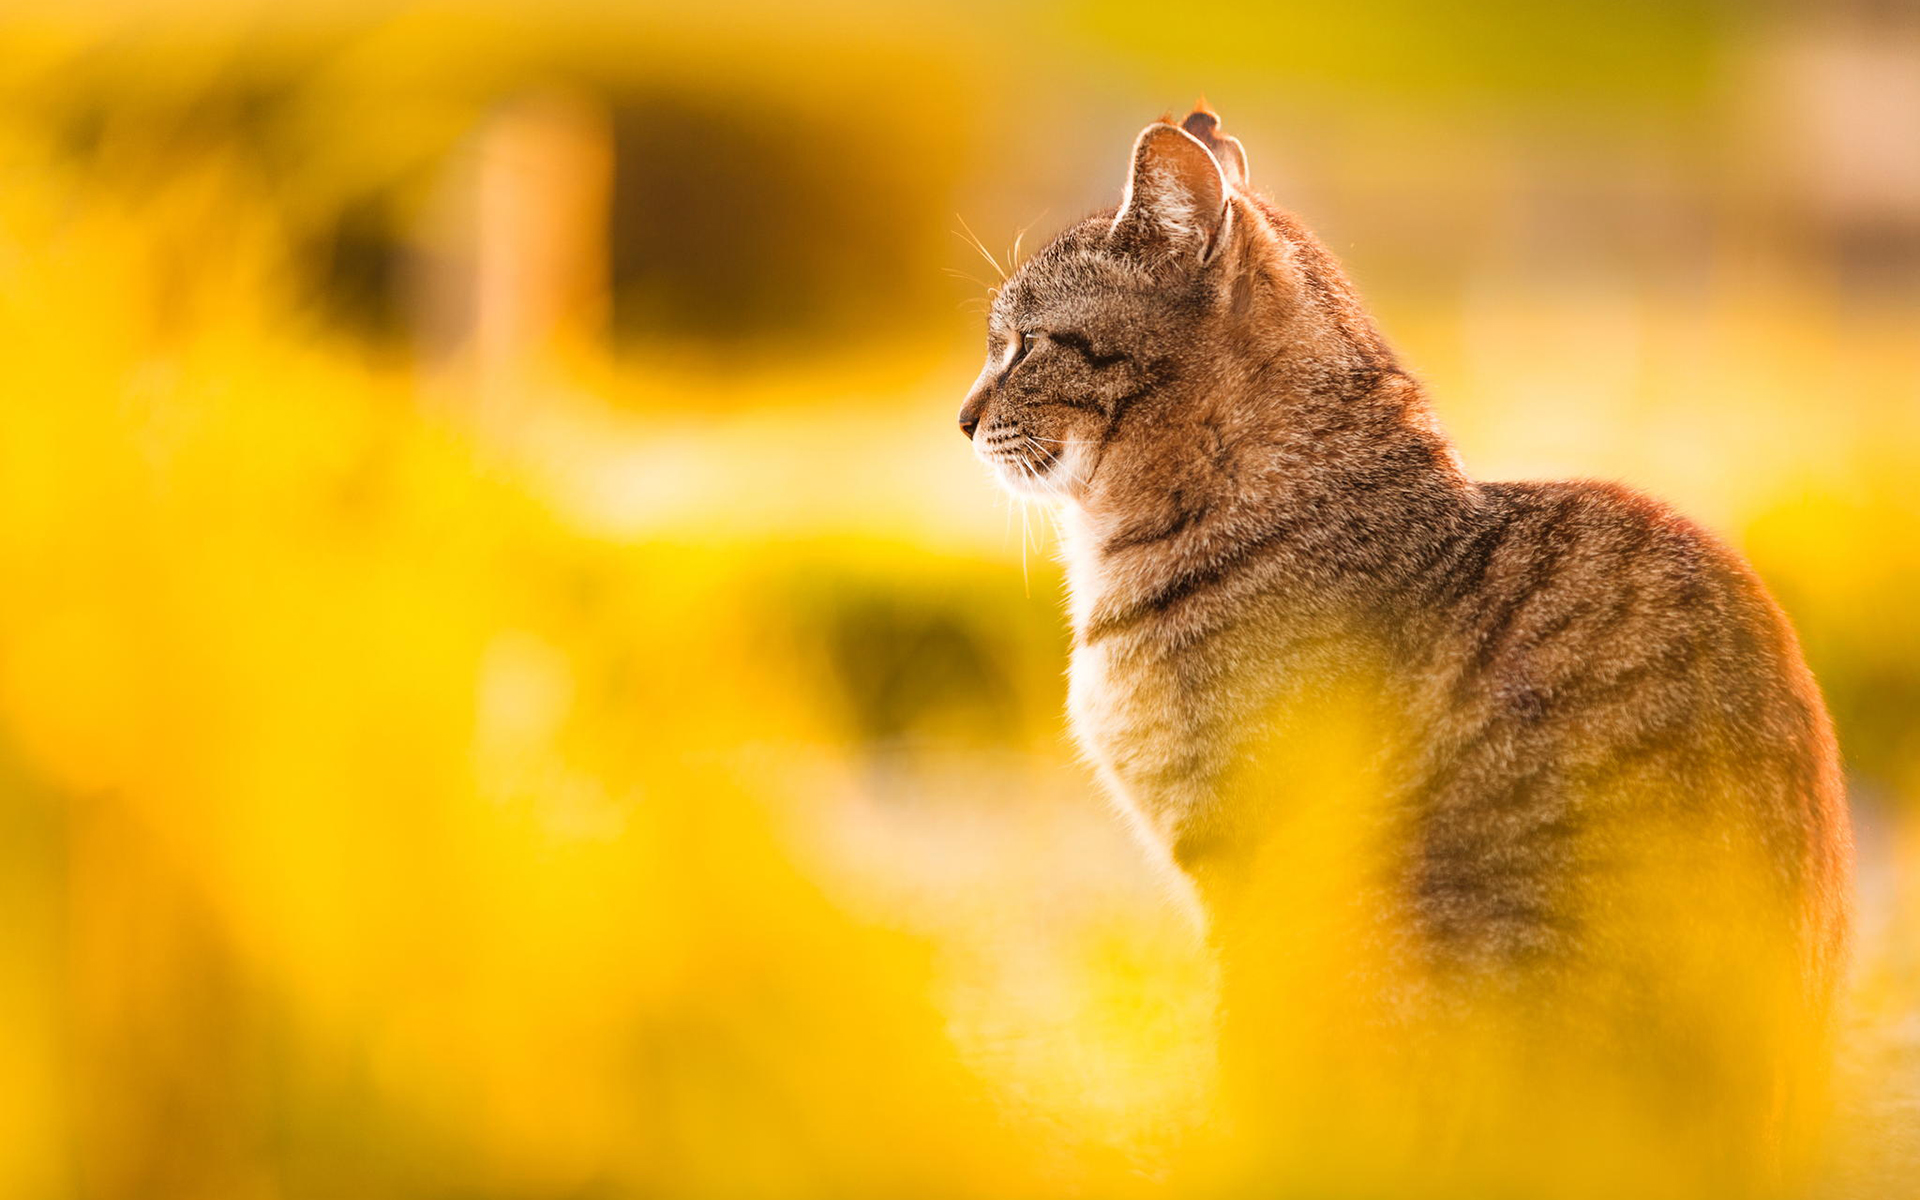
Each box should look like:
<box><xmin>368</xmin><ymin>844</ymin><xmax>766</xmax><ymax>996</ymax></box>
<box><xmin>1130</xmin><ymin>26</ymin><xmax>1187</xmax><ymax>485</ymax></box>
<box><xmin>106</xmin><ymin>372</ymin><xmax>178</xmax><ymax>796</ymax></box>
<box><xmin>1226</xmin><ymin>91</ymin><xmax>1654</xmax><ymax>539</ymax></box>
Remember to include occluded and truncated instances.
<box><xmin>1059</xmin><ymin>511</ymin><xmax>1217</xmax><ymax>857</ymax></box>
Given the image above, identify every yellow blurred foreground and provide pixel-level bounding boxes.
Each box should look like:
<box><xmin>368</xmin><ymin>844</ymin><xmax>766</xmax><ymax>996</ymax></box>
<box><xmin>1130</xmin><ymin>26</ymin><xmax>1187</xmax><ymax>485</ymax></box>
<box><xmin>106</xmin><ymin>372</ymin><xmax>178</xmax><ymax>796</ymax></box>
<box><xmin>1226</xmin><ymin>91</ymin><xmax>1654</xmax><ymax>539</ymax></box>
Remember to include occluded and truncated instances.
<box><xmin>3</xmin><ymin>4</ymin><xmax>1919</xmax><ymax>1198</ymax></box>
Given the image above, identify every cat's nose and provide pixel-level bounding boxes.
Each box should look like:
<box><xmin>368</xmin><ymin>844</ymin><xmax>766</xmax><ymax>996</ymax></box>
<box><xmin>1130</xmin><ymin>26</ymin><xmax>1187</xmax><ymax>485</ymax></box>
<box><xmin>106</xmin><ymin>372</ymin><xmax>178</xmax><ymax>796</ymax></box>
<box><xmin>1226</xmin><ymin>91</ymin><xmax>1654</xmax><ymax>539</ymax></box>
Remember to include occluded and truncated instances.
<box><xmin>957</xmin><ymin>389</ymin><xmax>987</xmax><ymax>440</ymax></box>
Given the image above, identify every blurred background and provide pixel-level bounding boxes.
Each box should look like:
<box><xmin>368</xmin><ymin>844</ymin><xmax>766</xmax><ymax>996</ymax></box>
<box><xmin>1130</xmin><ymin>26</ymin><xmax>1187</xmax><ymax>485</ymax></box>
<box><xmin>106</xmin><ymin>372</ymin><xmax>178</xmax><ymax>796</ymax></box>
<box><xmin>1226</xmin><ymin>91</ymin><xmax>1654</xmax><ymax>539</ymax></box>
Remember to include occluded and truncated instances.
<box><xmin>1</xmin><ymin>0</ymin><xmax>1917</xmax><ymax>1196</ymax></box>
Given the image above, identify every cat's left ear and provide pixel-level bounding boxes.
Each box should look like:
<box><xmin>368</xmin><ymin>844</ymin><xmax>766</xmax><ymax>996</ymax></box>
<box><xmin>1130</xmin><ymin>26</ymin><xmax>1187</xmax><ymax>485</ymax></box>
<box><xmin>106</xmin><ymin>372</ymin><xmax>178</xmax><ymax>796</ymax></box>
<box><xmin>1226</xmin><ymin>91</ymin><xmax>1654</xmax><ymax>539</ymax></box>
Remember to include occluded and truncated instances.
<box><xmin>1180</xmin><ymin>108</ymin><xmax>1249</xmax><ymax>191</ymax></box>
<box><xmin>1111</xmin><ymin>122</ymin><xmax>1230</xmax><ymax>263</ymax></box>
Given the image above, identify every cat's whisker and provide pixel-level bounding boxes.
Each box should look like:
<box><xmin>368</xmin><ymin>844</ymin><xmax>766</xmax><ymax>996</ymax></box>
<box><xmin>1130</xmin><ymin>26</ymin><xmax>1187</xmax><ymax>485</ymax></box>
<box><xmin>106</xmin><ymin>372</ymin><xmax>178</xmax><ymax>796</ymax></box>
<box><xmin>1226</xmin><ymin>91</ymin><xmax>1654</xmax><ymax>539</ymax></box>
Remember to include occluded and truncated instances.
<box><xmin>942</xmin><ymin>266</ymin><xmax>999</xmax><ymax>294</ymax></box>
<box><xmin>1023</xmin><ymin>435</ymin><xmax>1063</xmax><ymax>474</ymax></box>
<box><xmin>1008</xmin><ymin>210</ymin><xmax>1049</xmax><ymax>271</ymax></box>
<box><xmin>953</xmin><ymin>214</ymin><xmax>1008</xmax><ymax>282</ymax></box>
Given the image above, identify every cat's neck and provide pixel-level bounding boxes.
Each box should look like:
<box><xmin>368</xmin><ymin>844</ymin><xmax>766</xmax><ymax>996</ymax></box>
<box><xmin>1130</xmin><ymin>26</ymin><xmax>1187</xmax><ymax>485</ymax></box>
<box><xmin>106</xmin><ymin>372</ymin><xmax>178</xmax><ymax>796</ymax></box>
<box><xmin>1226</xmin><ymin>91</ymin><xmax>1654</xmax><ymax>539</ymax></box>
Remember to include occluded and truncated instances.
<box><xmin>1059</xmin><ymin>372</ymin><xmax>1478</xmax><ymax>645</ymax></box>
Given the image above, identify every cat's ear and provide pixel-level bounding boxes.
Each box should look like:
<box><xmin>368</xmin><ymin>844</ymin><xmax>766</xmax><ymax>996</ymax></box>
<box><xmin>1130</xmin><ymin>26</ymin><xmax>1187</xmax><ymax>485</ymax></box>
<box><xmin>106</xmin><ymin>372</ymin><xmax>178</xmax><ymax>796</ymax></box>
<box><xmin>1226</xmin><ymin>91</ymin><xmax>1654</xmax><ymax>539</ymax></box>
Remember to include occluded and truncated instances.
<box><xmin>1110</xmin><ymin>122</ymin><xmax>1230</xmax><ymax>262</ymax></box>
<box><xmin>1180</xmin><ymin>107</ymin><xmax>1249</xmax><ymax>191</ymax></box>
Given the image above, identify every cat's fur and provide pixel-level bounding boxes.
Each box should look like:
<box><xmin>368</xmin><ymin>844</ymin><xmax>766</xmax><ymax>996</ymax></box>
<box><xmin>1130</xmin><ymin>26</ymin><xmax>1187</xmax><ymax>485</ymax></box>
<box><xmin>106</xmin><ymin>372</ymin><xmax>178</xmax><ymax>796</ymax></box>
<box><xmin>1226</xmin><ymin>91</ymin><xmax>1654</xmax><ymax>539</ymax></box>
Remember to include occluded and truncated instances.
<box><xmin>959</xmin><ymin>107</ymin><xmax>1853</xmax><ymax>1190</ymax></box>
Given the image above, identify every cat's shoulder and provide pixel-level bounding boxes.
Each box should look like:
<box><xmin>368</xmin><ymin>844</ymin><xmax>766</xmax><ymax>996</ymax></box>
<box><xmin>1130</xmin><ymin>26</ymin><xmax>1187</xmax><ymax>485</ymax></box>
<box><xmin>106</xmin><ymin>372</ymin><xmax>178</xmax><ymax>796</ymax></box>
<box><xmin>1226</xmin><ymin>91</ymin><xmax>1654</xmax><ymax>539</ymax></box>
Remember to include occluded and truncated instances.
<box><xmin>1481</xmin><ymin>476</ymin><xmax>1700</xmax><ymax>536</ymax></box>
<box><xmin>1451</xmin><ymin>477</ymin><xmax>1778</xmax><ymax>638</ymax></box>
<box><xmin>1474</xmin><ymin>477</ymin><xmax>1741</xmax><ymax>575</ymax></box>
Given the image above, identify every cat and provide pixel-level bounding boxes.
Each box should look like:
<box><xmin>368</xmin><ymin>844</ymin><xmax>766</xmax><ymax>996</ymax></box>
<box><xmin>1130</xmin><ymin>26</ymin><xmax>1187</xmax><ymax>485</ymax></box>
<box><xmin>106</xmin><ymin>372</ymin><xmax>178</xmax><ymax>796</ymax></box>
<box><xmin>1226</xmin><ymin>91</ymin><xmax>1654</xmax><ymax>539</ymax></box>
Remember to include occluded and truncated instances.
<box><xmin>958</xmin><ymin>106</ymin><xmax>1854</xmax><ymax>1196</ymax></box>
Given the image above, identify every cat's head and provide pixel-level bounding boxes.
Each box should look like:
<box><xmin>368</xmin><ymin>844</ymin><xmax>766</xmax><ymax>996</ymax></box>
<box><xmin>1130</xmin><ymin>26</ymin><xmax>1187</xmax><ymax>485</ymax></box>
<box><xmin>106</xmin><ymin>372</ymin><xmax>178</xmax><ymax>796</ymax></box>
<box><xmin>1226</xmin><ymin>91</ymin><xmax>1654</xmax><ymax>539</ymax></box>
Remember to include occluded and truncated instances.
<box><xmin>958</xmin><ymin>107</ymin><xmax>1389</xmax><ymax>501</ymax></box>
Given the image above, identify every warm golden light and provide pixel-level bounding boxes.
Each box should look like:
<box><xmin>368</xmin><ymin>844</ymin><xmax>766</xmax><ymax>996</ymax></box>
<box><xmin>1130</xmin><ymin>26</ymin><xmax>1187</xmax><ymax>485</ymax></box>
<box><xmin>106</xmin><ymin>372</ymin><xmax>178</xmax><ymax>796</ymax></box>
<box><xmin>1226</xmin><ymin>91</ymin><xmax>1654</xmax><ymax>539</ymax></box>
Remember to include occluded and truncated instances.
<box><xmin>1</xmin><ymin>3</ymin><xmax>1915</xmax><ymax>1198</ymax></box>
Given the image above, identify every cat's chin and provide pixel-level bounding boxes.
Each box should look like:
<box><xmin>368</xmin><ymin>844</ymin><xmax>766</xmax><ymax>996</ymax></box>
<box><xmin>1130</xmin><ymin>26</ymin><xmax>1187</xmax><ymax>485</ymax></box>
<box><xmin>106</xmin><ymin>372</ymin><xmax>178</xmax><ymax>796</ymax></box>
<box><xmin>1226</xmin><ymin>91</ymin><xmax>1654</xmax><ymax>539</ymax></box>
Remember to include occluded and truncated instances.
<box><xmin>992</xmin><ymin>466</ymin><xmax>1068</xmax><ymax>500</ymax></box>
<box><xmin>984</xmin><ymin>447</ymin><xmax>1084</xmax><ymax>502</ymax></box>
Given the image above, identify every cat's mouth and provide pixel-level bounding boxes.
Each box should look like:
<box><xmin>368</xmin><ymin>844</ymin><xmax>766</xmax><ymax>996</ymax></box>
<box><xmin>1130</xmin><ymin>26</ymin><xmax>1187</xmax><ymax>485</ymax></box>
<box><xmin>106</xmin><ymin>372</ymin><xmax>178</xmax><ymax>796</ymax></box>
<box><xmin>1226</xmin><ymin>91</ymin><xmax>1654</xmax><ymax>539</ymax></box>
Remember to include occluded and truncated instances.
<box><xmin>975</xmin><ymin>428</ymin><xmax>1080</xmax><ymax>498</ymax></box>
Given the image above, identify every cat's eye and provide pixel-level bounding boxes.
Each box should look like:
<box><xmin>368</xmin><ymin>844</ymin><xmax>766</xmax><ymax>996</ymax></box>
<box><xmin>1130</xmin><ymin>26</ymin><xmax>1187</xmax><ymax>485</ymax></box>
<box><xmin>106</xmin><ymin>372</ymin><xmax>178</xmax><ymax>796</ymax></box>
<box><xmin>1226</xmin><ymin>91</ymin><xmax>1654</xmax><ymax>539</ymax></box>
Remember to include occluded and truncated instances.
<box><xmin>1005</xmin><ymin>331</ymin><xmax>1037</xmax><ymax>370</ymax></box>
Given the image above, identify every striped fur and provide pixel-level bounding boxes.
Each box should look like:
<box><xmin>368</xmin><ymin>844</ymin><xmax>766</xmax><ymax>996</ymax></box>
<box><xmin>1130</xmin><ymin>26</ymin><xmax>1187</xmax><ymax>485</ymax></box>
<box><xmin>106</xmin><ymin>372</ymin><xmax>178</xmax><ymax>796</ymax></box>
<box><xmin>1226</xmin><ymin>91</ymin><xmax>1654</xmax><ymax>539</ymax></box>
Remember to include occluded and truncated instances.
<box><xmin>958</xmin><ymin>112</ymin><xmax>1853</xmax><ymax>1136</ymax></box>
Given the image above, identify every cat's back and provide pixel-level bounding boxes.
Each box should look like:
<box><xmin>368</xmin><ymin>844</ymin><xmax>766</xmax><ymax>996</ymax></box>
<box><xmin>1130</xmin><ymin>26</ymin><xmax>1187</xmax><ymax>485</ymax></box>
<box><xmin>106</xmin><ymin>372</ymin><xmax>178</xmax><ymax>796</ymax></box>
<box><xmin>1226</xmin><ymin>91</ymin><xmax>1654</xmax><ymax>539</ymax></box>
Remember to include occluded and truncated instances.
<box><xmin>1427</xmin><ymin>476</ymin><xmax>1833</xmax><ymax>767</ymax></box>
<box><xmin>1404</xmin><ymin>477</ymin><xmax>1850</xmax><ymax>974</ymax></box>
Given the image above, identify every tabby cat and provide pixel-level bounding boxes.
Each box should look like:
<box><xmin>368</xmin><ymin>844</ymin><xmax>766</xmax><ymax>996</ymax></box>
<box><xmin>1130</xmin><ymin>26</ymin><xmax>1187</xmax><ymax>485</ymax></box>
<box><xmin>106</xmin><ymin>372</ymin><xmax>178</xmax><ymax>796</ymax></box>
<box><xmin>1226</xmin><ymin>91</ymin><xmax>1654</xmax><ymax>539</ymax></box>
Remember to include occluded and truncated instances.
<box><xmin>958</xmin><ymin>107</ymin><xmax>1853</xmax><ymax>1196</ymax></box>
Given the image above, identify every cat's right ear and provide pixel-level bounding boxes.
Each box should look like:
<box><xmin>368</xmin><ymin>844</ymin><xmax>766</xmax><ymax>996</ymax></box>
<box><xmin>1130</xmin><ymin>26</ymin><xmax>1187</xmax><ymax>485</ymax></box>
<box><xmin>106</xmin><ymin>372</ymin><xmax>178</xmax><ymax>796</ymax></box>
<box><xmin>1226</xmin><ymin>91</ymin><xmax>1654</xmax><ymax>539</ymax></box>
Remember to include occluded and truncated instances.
<box><xmin>1110</xmin><ymin>122</ymin><xmax>1230</xmax><ymax>263</ymax></box>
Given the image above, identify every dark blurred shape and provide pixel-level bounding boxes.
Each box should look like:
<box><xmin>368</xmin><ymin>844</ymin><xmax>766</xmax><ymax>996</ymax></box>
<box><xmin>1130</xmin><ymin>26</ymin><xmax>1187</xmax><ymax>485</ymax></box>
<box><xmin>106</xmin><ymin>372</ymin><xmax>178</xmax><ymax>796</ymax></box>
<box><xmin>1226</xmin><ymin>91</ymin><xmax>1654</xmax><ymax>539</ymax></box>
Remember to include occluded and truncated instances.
<box><xmin>787</xmin><ymin>567</ymin><xmax>1065</xmax><ymax>761</ymax></box>
<box><xmin>309</xmin><ymin>195</ymin><xmax>405</xmax><ymax>345</ymax></box>
<box><xmin>607</xmin><ymin>90</ymin><xmax>946</xmax><ymax>352</ymax></box>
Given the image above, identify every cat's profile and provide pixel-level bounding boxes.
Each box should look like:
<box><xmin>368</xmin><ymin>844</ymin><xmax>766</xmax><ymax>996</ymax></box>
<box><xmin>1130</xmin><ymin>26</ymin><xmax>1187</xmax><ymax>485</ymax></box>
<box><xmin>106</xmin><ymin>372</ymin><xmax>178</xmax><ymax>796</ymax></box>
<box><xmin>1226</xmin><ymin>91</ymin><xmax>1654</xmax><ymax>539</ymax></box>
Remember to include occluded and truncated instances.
<box><xmin>959</xmin><ymin>107</ymin><xmax>1853</xmax><ymax>1196</ymax></box>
